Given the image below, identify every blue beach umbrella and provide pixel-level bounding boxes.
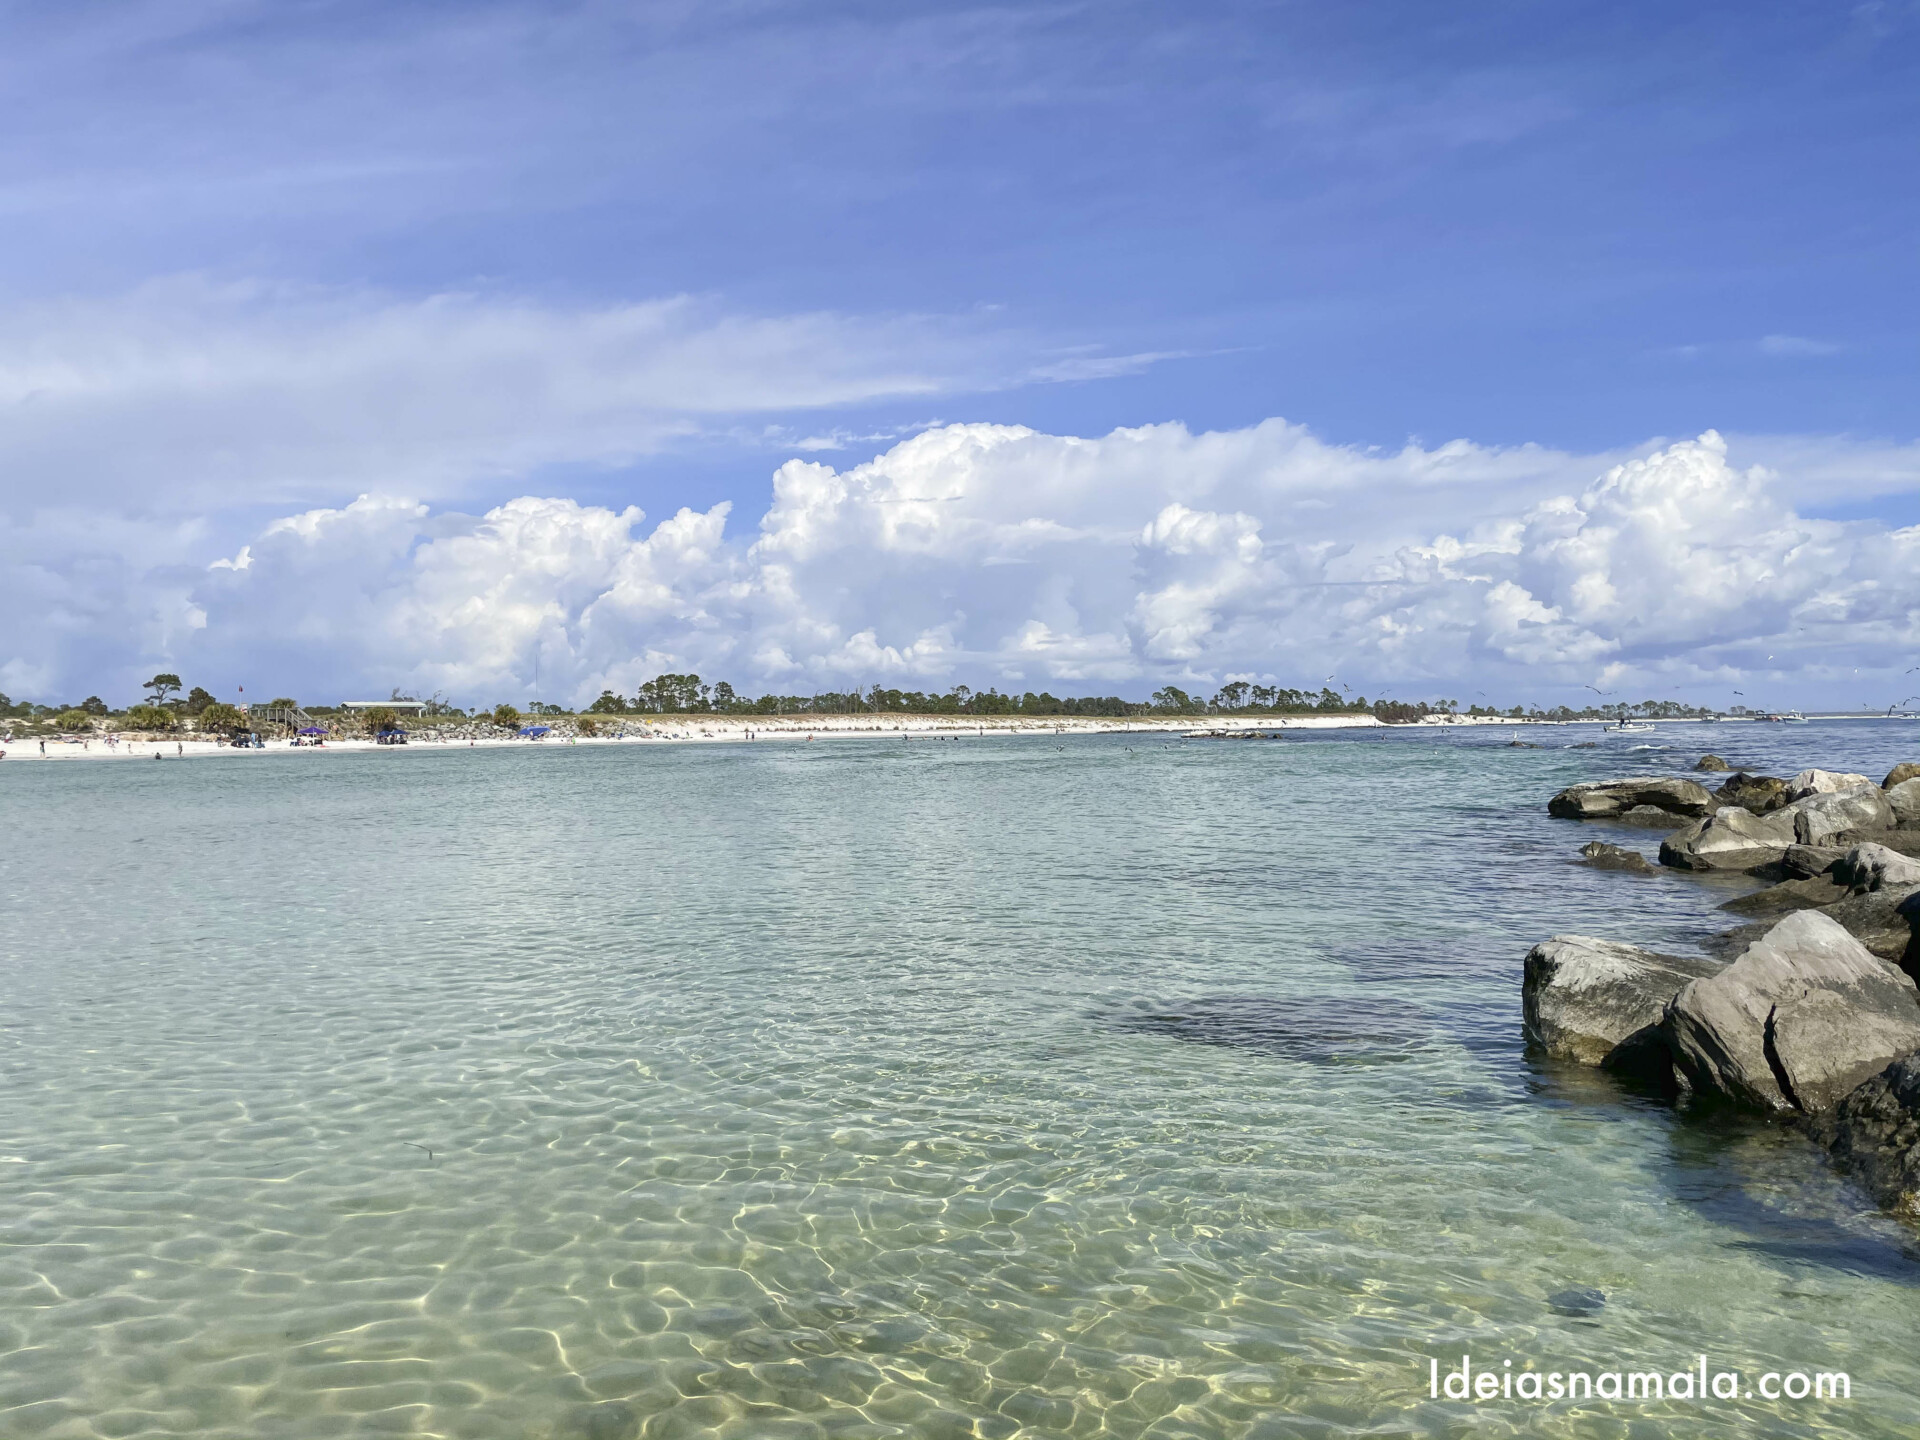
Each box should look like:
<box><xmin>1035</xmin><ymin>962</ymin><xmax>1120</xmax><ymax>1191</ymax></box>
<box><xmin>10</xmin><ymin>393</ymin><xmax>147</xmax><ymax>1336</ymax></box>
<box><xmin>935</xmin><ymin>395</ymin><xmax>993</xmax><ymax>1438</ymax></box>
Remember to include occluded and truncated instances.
<box><xmin>298</xmin><ymin>726</ymin><xmax>327</xmax><ymax>735</ymax></box>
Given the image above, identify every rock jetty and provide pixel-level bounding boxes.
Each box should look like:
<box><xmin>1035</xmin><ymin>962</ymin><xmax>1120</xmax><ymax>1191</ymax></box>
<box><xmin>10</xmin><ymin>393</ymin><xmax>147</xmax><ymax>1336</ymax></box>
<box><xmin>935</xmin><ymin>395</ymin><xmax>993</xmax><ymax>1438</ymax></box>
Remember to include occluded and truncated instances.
<box><xmin>1534</xmin><ymin>756</ymin><xmax>1920</xmax><ymax>1219</ymax></box>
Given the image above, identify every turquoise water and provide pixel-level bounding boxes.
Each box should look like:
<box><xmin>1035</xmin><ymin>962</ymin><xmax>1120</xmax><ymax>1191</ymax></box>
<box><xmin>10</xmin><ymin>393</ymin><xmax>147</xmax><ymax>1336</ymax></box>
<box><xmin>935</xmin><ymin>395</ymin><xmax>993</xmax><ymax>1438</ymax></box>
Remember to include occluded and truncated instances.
<box><xmin>4</xmin><ymin>723</ymin><xmax>1919</xmax><ymax>1439</ymax></box>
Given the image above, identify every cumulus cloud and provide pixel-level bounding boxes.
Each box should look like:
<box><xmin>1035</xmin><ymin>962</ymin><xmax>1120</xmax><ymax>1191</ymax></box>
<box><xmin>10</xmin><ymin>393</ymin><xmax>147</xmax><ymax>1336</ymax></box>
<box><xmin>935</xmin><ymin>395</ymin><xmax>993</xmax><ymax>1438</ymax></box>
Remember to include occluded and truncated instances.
<box><xmin>54</xmin><ymin>421</ymin><xmax>1904</xmax><ymax>710</ymax></box>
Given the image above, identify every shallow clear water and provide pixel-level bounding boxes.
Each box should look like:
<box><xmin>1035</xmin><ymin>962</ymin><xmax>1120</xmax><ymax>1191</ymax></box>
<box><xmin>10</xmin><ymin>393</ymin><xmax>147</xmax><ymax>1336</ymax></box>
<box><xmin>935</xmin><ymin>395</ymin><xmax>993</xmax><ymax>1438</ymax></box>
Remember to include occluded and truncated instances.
<box><xmin>4</xmin><ymin>722</ymin><xmax>1920</xmax><ymax>1439</ymax></box>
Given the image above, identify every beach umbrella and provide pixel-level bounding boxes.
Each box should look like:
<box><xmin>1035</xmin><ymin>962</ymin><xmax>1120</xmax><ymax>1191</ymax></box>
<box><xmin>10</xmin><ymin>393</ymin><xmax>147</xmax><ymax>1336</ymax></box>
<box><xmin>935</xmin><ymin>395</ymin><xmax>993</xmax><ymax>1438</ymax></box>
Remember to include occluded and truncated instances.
<box><xmin>298</xmin><ymin>726</ymin><xmax>327</xmax><ymax>735</ymax></box>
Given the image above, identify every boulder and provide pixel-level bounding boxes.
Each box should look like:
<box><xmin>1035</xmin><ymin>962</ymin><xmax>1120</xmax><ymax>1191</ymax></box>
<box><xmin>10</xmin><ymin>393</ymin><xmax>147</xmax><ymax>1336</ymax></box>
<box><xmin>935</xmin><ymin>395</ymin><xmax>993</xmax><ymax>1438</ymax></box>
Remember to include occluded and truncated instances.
<box><xmin>1713</xmin><ymin>772</ymin><xmax>1789</xmax><ymax>815</ymax></box>
<box><xmin>1790</xmin><ymin>785</ymin><xmax>1896</xmax><ymax>847</ymax></box>
<box><xmin>1659</xmin><ymin>806</ymin><xmax>1796</xmax><ymax>872</ymax></box>
<box><xmin>1548</xmin><ymin>777</ymin><xmax>1714</xmax><ymax>821</ymax></box>
<box><xmin>1883</xmin><ymin>762</ymin><xmax>1920</xmax><ymax>790</ymax></box>
<box><xmin>1618</xmin><ymin>804</ymin><xmax>1688</xmax><ymax>829</ymax></box>
<box><xmin>1788</xmin><ymin>768</ymin><xmax>1873</xmax><ymax>801</ymax></box>
<box><xmin>1579</xmin><ymin>841</ymin><xmax>1656</xmax><ymax>874</ymax></box>
<box><xmin>1810</xmin><ymin>1053</ymin><xmax>1920</xmax><ymax>1218</ymax></box>
<box><xmin>1818</xmin><ymin>886</ymin><xmax>1920</xmax><ymax>966</ymax></box>
<box><xmin>1781</xmin><ymin>844</ymin><xmax>1848</xmax><ymax>879</ymax></box>
<box><xmin>1524</xmin><ymin>936</ymin><xmax>1721</xmax><ymax>1068</ymax></box>
<box><xmin>1834</xmin><ymin>843</ymin><xmax>1920</xmax><ymax>895</ymax></box>
<box><xmin>1719</xmin><ymin>875</ymin><xmax>1849</xmax><ymax>918</ymax></box>
<box><xmin>1695</xmin><ymin>754</ymin><xmax>1731</xmax><ymax>772</ymax></box>
<box><xmin>1662</xmin><ymin>911</ymin><xmax>1920</xmax><ymax>1112</ymax></box>
<box><xmin>1887</xmin><ymin>777</ymin><xmax>1920</xmax><ymax>826</ymax></box>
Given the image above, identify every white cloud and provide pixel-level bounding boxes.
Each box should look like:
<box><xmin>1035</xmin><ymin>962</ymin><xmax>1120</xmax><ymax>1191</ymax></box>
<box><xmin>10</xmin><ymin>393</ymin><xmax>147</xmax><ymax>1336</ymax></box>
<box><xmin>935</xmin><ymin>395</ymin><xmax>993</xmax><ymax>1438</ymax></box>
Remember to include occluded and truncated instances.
<box><xmin>0</xmin><ymin>422</ymin><xmax>1852</xmax><ymax>709</ymax></box>
<box><xmin>1759</xmin><ymin>334</ymin><xmax>1843</xmax><ymax>357</ymax></box>
<box><xmin>9</xmin><ymin>413</ymin><xmax>1920</xmax><ymax>707</ymax></box>
<box><xmin>0</xmin><ymin>277</ymin><xmax>1065</xmax><ymax>511</ymax></box>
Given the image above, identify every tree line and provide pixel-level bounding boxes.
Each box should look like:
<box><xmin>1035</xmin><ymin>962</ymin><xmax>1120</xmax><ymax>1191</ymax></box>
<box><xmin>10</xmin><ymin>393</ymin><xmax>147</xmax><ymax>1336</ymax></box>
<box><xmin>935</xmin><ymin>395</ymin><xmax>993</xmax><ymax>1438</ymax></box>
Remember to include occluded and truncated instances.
<box><xmin>582</xmin><ymin>675</ymin><xmax>1378</xmax><ymax>717</ymax></box>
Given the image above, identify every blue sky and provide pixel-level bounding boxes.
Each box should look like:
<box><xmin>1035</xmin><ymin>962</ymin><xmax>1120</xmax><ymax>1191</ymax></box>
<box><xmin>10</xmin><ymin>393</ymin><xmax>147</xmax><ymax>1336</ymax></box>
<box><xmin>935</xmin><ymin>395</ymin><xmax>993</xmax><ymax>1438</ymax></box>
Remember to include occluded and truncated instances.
<box><xmin>3</xmin><ymin>0</ymin><xmax>1919</xmax><ymax>708</ymax></box>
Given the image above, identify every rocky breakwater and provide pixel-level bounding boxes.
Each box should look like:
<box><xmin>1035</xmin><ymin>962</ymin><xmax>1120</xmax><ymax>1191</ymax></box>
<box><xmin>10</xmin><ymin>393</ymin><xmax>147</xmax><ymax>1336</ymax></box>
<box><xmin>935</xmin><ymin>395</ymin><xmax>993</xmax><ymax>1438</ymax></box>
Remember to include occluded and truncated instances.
<box><xmin>1534</xmin><ymin>760</ymin><xmax>1920</xmax><ymax>1219</ymax></box>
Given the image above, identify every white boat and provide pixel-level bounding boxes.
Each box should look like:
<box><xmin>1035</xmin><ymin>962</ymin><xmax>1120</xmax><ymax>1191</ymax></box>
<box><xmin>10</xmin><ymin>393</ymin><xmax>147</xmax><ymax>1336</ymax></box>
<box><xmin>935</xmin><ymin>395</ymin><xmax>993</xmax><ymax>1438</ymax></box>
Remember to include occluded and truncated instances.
<box><xmin>1604</xmin><ymin>720</ymin><xmax>1655</xmax><ymax>733</ymax></box>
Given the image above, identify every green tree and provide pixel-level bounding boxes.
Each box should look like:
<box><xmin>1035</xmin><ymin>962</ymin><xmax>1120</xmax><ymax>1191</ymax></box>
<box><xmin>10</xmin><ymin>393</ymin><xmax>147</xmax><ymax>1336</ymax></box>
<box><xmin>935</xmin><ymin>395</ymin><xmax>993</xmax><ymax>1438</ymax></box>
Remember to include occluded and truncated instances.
<box><xmin>1151</xmin><ymin>686</ymin><xmax>1196</xmax><ymax>712</ymax></box>
<box><xmin>1212</xmin><ymin>681</ymin><xmax>1250</xmax><ymax>711</ymax></box>
<box><xmin>79</xmin><ymin>695</ymin><xmax>109</xmax><ymax>715</ymax></box>
<box><xmin>267</xmin><ymin>697</ymin><xmax>298</xmax><ymax>711</ymax></box>
<box><xmin>363</xmin><ymin>706</ymin><xmax>400</xmax><ymax>735</ymax></box>
<box><xmin>143</xmin><ymin>673</ymin><xmax>183</xmax><ymax>706</ymax></box>
<box><xmin>126</xmin><ymin>703</ymin><xmax>176</xmax><ymax>730</ymax></box>
<box><xmin>491</xmin><ymin>703</ymin><xmax>522</xmax><ymax>731</ymax></box>
<box><xmin>587</xmin><ymin>690</ymin><xmax>629</xmax><ymax>713</ymax></box>
<box><xmin>55</xmin><ymin>709</ymin><xmax>94</xmax><ymax>731</ymax></box>
<box><xmin>181</xmin><ymin>686</ymin><xmax>215</xmax><ymax>715</ymax></box>
<box><xmin>577</xmin><ymin>715</ymin><xmax>601</xmax><ymax>736</ymax></box>
<box><xmin>198</xmin><ymin>702</ymin><xmax>244</xmax><ymax>732</ymax></box>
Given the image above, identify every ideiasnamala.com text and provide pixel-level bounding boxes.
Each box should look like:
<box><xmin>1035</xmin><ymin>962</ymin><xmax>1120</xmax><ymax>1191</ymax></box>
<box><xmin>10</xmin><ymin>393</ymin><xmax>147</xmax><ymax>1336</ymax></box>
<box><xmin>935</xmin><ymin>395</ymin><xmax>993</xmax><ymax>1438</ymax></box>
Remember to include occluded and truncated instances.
<box><xmin>1428</xmin><ymin>1354</ymin><xmax>1850</xmax><ymax>1404</ymax></box>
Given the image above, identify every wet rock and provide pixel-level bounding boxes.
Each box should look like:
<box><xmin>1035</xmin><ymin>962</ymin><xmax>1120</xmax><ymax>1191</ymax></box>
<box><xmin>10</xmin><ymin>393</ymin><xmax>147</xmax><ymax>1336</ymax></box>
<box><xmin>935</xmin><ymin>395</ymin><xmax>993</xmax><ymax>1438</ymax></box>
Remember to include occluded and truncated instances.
<box><xmin>1883</xmin><ymin>762</ymin><xmax>1920</xmax><ymax>790</ymax></box>
<box><xmin>1579</xmin><ymin>841</ymin><xmax>1655</xmax><ymax>874</ymax></box>
<box><xmin>1524</xmin><ymin>936</ymin><xmax>1721</xmax><ymax>1069</ymax></box>
<box><xmin>1659</xmin><ymin>806</ymin><xmax>1797</xmax><ymax>872</ymax></box>
<box><xmin>1810</xmin><ymin>1052</ymin><xmax>1920</xmax><ymax>1218</ymax></box>
<box><xmin>1714</xmin><ymin>772</ymin><xmax>1790</xmax><ymax>815</ymax></box>
<box><xmin>1618</xmin><ymin>804</ymin><xmax>1689</xmax><ymax>829</ymax></box>
<box><xmin>1508</xmin><ymin>739</ymin><xmax>1544</xmax><ymax>748</ymax></box>
<box><xmin>1818</xmin><ymin>886</ymin><xmax>1920</xmax><ymax>967</ymax></box>
<box><xmin>1834</xmin><ymin>843</ymin><xmax>1920</xmax><ymax>895</ymax></box>
<box><xmin>1886</xmin><ymin>778</ymin><xmax>1920</xmax><ymax>827</ymax></box>
<box><xmin>1781</xmin><ymin>844</ymin><xmax>1848</xmax><ymax>880</ymax></box>
<box><xmin>1719</xmin><ymin>875</ymin><xmax>1850</xmax><ymax>917</ymax></box>
<box><xmin>1108</xmin><ymin>996</ymin><xmax>1432</xmax><ymax>1063</ymax></box>
<box><xmin>1548</xmin><ymin>777</ymin><xmax>1714</xmax><ymax>821</ymax></box>
<box><xmin>1662</xmin><ymin>911</ymin><xmax>1920</xmax><ymax>1113</ymax></box>
<box><xmin>1547</xmin><ymin>1287</ymin><xmax>1607</xmax><ymax>1317</ymax></box>
<box><xmin>1695</xmin><ymin>754</ymin><xmax>1732</xmax><ymax>772</ymax></box>
<box><xmin>1791</xmin><ymin>786</ymin><xmax>1896</xmax><ymax>848</ymax></box>
<box><xmin>1569</xmin><ymin>741</ymin><xmax>1598</xmax><ymax>749</ymax></box>
<box><xmin>1788</xmin><ymin>768</ymin><xmax>1873</xmax><ymax>801</ymax></box>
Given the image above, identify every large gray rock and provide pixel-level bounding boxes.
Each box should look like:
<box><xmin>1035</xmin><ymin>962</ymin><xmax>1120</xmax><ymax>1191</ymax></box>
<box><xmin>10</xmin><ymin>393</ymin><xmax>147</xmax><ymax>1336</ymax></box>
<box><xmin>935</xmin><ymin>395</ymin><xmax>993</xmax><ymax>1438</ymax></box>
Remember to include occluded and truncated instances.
<box><xmin>1719</xmin><ymin>875</ymin><xmax>1849</xmax><ymax>918</ymax></box>
<box><xmin>1548</xmin><ymin>777</ymin><xmax>1714</xmax><ymax>821</ymax></box>
<box><xmin>1834</xmin><ymin>843</ymin><xmax>1920</xmax><ymax>895</ymax></box>
<box><xmin>1695</xmin><ymin>754</ymin><xmax>1731</xmax><ymax>772</ymax></box>
<box><xmin>1663</xmin><ymin>911</ymin><xmax>1920</xmax><ymax>1112</ymax></box>
<box><xmin>1887</xmin><ymin>777</ymin><xmax>1920</xmax><ymax>826</ymax></box>
<box><xmin>1659</xmin><ymin>806</ymin><xmax>1797</xmax><ymax>872</ymax></box>
<box><xmin>1524</xmin><ymin>936</ymin><xmax>1721</xmax><ymax>1068</ymax></box>
<box><xmin>1788</xmin><ymin>768</ymin><xmax>1872</xmax><ymax>801</ymax></box>
<box><xmin>1883</xmin><ymin>762</ymin><xmax>1920</xmax><ymax>790</ymax></box>
<box><xmin>1818</xmin><ymin>886</ymin><xmax>1920</xmax><ymax>966</ymax></box>
<box><xmin>1811</xmin><ymin>1053</ymin><xmax>1920</xmax><ymax>1218</ymax></box>
<box><xmin>1714</xmin><ymin>772</ymin><xmax>1789</xmax><ymax>814</ymax></box>
<box><xmin>1790</xmin><ymin>785</ymin><xmax>1896</xmax><ymax>847</ymax></box>
<box><xmin>1781</xmin><ymin>844</ymin><xmax>1849</xmax><ymax>879</ymax></box>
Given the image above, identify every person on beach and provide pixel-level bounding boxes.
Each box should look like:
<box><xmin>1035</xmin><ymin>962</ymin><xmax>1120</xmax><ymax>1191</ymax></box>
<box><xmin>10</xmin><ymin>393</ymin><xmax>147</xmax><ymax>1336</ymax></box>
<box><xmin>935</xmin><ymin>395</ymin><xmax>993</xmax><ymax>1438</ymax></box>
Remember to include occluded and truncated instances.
<box><xmin>39</xmin><ymin>739</ymin><xmax>45</xmax><ymax>755</ymax></box>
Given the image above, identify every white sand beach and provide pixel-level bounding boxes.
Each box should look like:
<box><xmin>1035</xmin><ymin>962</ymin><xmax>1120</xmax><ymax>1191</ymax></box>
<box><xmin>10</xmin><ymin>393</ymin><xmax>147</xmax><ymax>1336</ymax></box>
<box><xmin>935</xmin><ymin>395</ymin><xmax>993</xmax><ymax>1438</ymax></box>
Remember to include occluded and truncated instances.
<box><xmin>0</xmin><ymin>709</ymin><xmax>1586</xmax><ymax>761</ymax></box>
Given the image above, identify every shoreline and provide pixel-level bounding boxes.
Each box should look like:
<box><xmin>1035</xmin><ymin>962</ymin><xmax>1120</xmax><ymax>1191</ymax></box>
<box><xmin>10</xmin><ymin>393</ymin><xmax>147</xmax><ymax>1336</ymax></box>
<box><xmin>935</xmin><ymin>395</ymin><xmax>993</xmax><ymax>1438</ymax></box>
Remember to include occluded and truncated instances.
<box><xmin>7</xmin><ymin>709</ymin><xmax>1900</xmax><ymax>761</ymax></box>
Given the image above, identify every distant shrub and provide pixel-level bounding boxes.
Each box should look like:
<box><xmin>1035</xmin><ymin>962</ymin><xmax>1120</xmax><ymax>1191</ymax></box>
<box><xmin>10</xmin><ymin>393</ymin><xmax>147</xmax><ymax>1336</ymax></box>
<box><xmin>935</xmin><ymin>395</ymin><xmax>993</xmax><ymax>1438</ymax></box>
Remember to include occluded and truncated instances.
<box><xmin>125</xmin><ymin>703</ymin><xmax>176</xmax><ymax>731</ymax></box>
